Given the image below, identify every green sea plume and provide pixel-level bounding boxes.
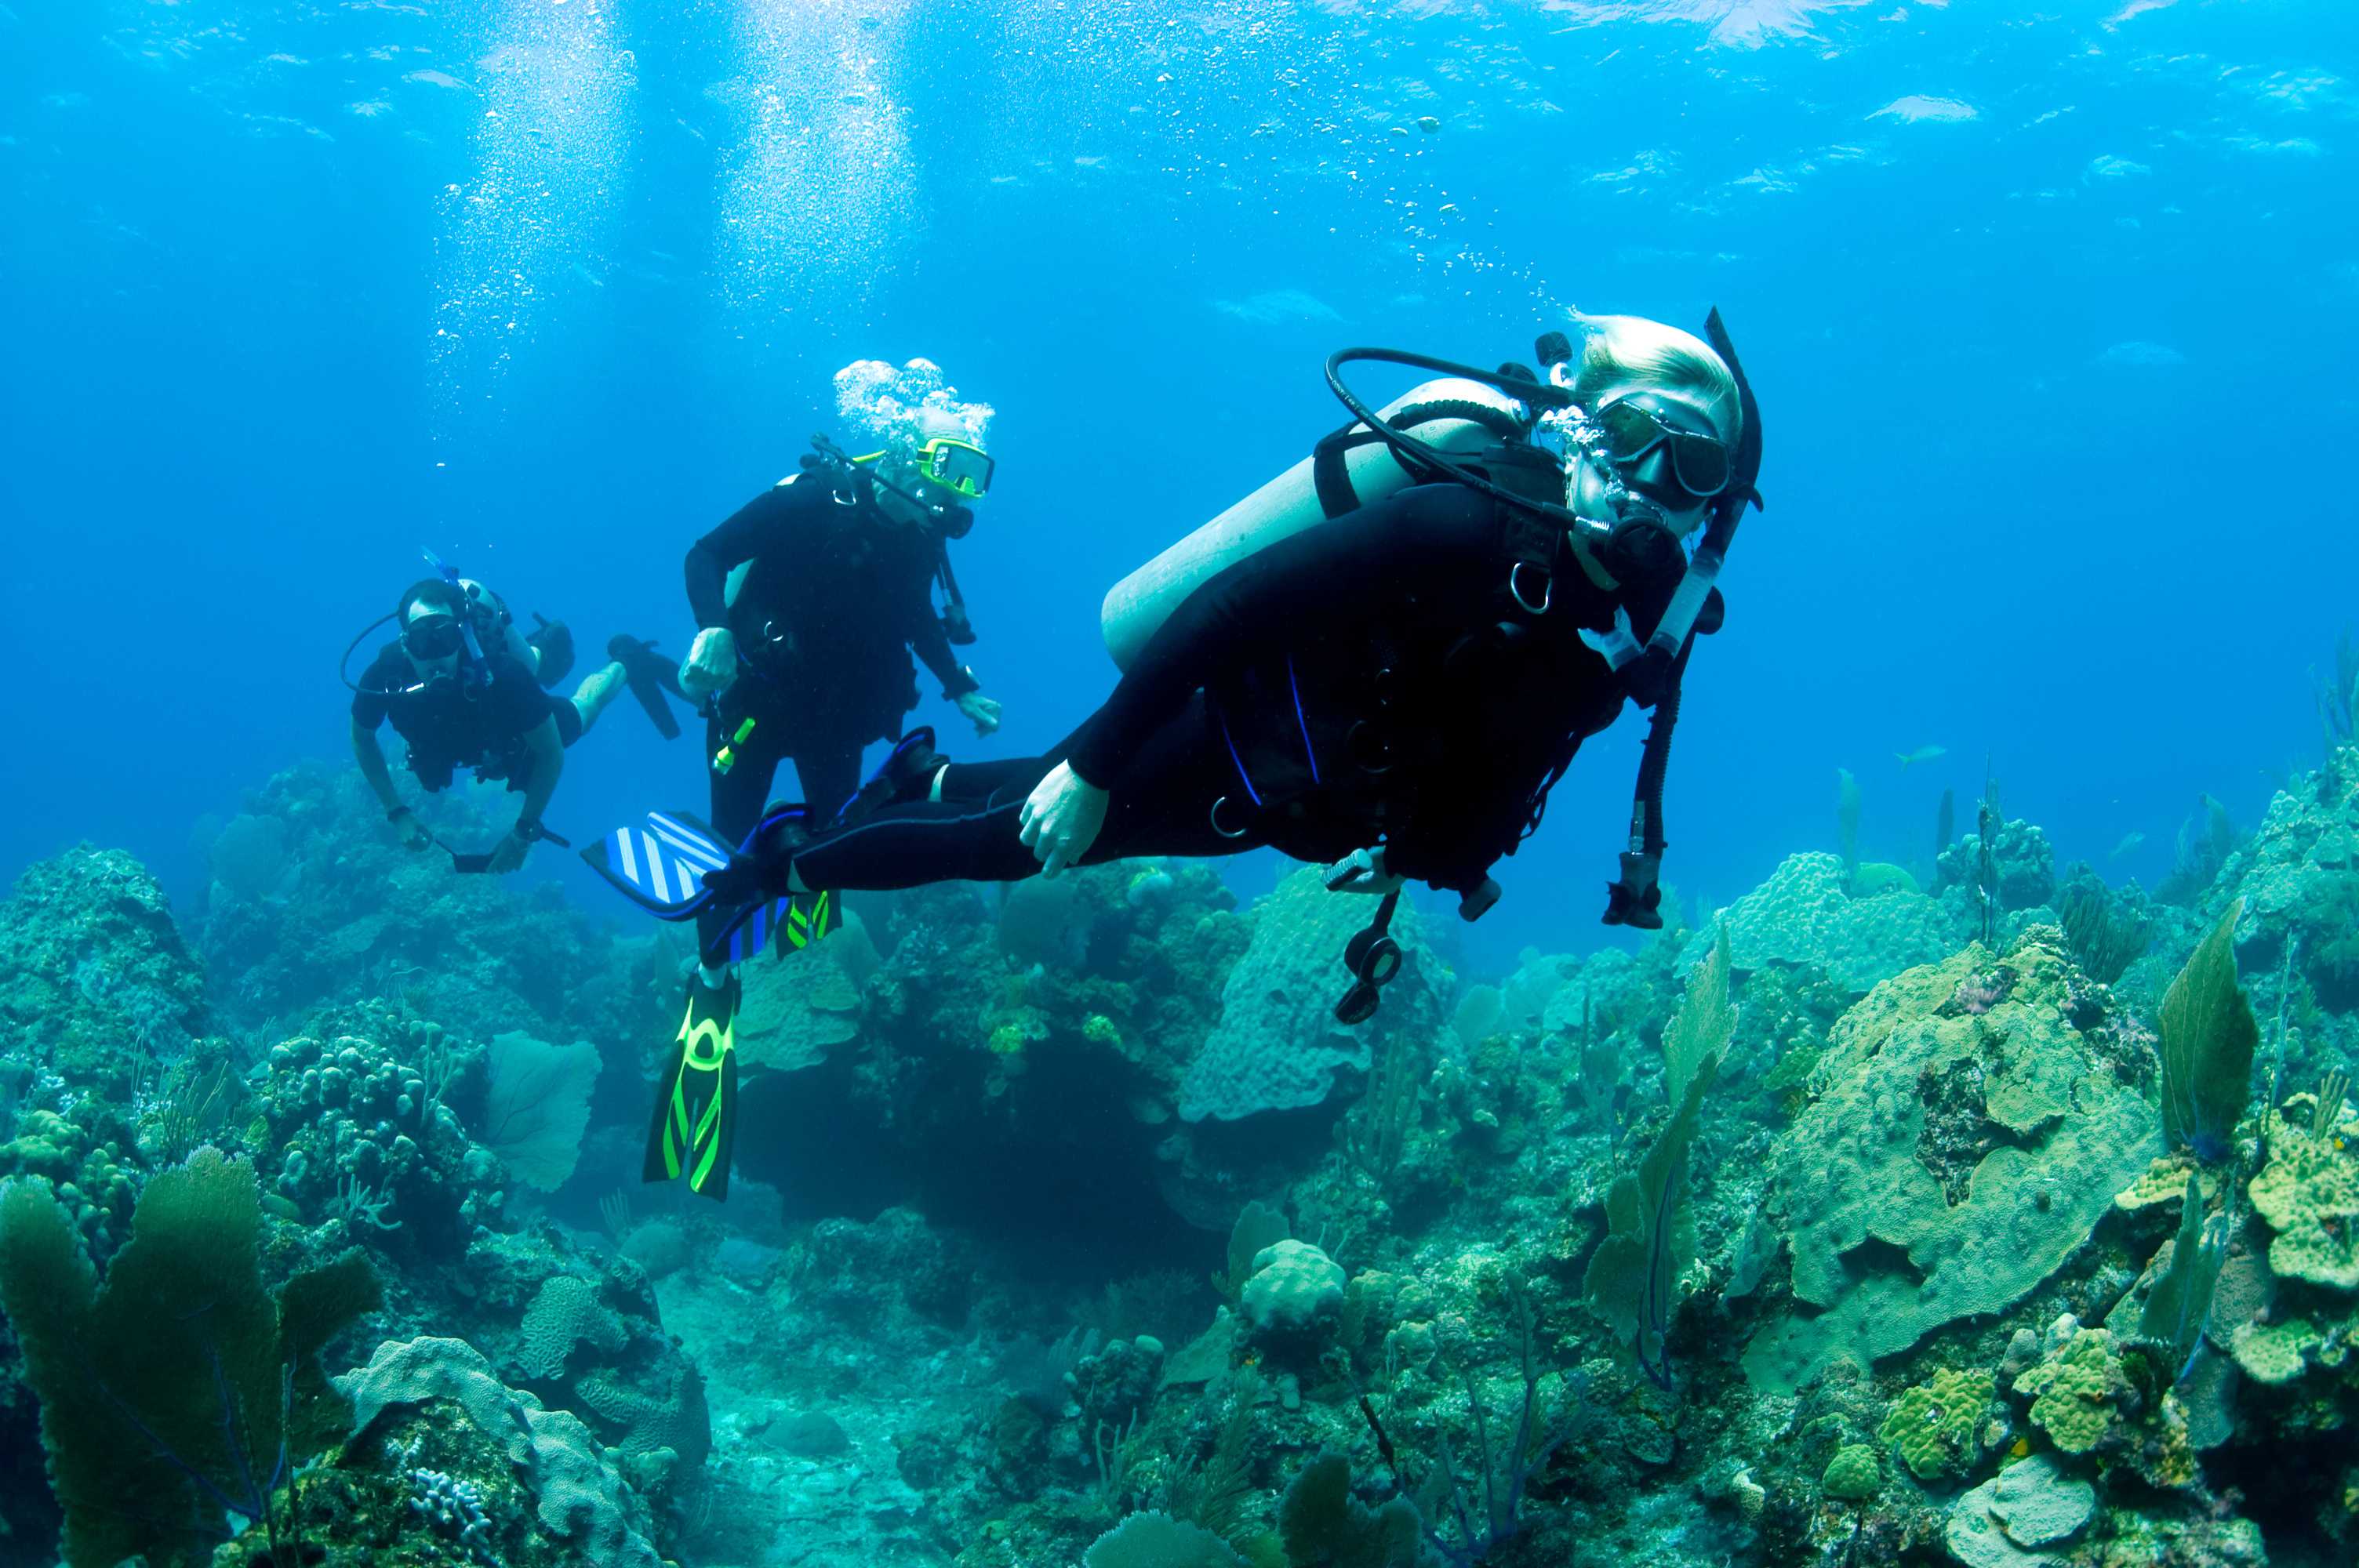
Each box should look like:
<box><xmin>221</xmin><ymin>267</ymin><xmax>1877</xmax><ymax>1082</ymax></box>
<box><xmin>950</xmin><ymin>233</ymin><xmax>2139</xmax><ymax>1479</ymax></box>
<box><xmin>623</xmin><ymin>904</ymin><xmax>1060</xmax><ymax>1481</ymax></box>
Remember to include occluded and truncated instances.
<box><xmin>0</xmin><ymin>1148</ymin><xmax>378</xmax><ymax>1568</ymax></box>
<box><xmin>1583</xmin><ymin>925</ymin><xmax>1732</xmax><ymax>1386</ymax></box>
<box><xmin>2157</xmin><ymin>899</ymin><xmax>2257</xmax><ymax>1163</ymax></box>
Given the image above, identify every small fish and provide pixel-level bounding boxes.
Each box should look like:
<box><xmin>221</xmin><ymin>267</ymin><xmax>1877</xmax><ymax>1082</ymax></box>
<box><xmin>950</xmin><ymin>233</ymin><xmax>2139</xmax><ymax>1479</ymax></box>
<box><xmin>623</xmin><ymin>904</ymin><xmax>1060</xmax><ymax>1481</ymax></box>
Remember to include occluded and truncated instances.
<box><xmin>1896</xmin><ymin>745</ymin><xmax>1947</xmax><ymax>771</ymax></box>
<box><xmin>2109</xmin><ymin>831</ymin><xmax>2146</xmax><ymax>861</ymax></box>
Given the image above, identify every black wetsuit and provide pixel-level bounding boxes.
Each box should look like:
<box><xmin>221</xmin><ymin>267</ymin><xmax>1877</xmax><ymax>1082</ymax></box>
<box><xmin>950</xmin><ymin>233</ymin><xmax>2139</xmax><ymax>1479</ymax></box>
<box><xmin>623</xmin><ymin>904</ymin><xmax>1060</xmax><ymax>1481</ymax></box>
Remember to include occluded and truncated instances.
<box><xmin>687</xmin><ymin>470</ymin><xmax>977</xmax><ymax>945</ymax></box>
<box><xmin>772</xmin><ymin>482</ymin><xmax>1707</xmax><ymax>900</ymax></box>
<box><xmin>351</xmin><ymin>648</ymin><xmax>582</xmax><ymax>793</ymax></box>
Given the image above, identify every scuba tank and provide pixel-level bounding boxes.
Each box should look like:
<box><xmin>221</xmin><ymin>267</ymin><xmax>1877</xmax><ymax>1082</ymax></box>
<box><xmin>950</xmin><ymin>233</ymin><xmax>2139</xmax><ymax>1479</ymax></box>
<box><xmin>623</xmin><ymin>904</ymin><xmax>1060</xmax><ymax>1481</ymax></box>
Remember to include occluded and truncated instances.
<box><xmin>1100</xmin><ymin>377</ymin><xmax>1535</xmax><ymax>670</ymax></box>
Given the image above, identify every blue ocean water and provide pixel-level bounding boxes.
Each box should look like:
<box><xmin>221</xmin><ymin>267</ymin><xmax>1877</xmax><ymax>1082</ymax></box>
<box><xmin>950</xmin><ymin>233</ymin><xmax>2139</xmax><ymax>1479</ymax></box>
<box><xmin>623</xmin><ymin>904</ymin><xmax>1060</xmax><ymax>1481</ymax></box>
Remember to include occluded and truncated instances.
<box><xmin>10</xmin><ymin>9</ymin><xmax>2359</xmax><ymax>1568</ymax></box>
<box><xmin>2</xmin><ymin>0</ymin><xmax>2353</xmax><ymax>957</ymax></box>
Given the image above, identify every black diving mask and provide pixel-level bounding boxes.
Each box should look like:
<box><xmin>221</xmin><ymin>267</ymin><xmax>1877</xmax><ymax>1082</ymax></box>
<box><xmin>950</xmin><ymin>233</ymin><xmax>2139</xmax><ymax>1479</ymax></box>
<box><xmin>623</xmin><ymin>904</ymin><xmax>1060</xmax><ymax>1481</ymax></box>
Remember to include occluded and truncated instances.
<box><xmin>402</xmin><ymin>615</ymin><xmax>466</xmax><ymax>661</ymax></box>
<box><xmin>1594</xmin><ymin>395</ymin><xmax>1732</xmax><ymax>499</ymax></box>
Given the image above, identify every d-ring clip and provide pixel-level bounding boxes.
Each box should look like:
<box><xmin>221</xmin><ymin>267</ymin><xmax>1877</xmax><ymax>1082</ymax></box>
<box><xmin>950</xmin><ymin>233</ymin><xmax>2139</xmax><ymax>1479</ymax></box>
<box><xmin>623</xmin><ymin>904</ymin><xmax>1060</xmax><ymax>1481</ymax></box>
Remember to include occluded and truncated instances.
<box><xmin>1509</xmin><ymin>561</ymin><xmax>1553</xmax><ymax>615</ymax></box>
<box><xmin>1209</xmin><ymin>796</ymin><xmax>1252</xmax><ymax>840</ymax></box>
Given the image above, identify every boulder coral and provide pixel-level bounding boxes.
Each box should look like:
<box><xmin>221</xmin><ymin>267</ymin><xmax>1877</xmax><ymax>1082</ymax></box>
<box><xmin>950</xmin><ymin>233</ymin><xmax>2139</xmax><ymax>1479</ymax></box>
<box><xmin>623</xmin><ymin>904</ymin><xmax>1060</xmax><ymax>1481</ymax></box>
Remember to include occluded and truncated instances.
<box><xmin>1178</xmin><ymin>867</ymin><xmax>1445</xmax><ymax>1123</ymax></box>
<box><xmin>1707</xmin><ymin>851</ymin><xmax>1959</xmax><ymax>993</ymax></box>
<box><xmin>1742</xmin><ymin>935</ymin><xmax>2161</xmax><ymax>1392</ymax></box>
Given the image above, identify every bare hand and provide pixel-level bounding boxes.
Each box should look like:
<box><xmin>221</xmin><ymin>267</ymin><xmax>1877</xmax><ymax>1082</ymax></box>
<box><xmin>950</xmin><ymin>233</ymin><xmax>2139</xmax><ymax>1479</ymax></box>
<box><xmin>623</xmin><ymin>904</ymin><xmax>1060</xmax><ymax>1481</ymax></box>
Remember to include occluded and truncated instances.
<box><xmin>954</xmin><ymin>691</ymin><xmax>1002</xmax><ymax>737</ymax></box>
<box><xmin>390</xmin><ymin>807</ymin><xmax>434</xmax><ymax>852</ymax></box>
<box><xmin>678</xmin><ymin>626</ymin><xmax>738</xmax><ymax>701</ymax></box>
<box><xmin>1017</xmin><ymin>763</ymin><xmax>1108</xmax><ymax>877</ymax></box>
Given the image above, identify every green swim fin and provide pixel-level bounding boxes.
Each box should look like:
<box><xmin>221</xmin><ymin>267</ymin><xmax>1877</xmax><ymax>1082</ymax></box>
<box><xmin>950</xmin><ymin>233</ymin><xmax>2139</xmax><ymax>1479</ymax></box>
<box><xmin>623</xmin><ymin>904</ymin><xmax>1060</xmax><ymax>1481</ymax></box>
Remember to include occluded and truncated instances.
<box><xmin>645</xmin><ymin>972</ymin><xmax>740</xmax><ymax>1200</ymax></box>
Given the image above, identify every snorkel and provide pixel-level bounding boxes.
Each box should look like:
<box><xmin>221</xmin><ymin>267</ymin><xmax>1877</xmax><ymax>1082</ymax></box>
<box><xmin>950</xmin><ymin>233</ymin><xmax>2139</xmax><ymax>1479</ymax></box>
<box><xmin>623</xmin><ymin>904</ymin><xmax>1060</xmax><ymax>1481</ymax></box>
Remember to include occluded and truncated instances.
<box><xmin>421</xmin><ymin>547</ymin><xmax>493</xmax><ymax>669</ymax></box>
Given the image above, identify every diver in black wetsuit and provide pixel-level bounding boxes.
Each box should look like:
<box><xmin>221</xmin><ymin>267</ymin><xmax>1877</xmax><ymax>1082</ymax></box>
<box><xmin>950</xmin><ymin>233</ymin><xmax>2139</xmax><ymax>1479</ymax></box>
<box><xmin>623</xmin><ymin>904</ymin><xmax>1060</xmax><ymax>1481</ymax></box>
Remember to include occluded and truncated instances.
<box><xmin>594</xmin><ymin>314</ymin><xmax>1761</xmax><ymax>1201</ymax></box>
<box><xmin>642</xmin><ymin>368</ymin><xmax>1004</xmax><ymax>1196</ymax></box>
<box><xmin>349</xmin><ymin>574</ymin><xmax>686</xmax><ymax>874</ymax></box>
<box><xmin>718</xmin><ymin>314</ymin><xmax>1761</xmax><ymax>944</ymax></box>
<box><xmin>673</xmin><ymin>405</ymin><xmax>1001</xmax><ymax>858</ymax></box>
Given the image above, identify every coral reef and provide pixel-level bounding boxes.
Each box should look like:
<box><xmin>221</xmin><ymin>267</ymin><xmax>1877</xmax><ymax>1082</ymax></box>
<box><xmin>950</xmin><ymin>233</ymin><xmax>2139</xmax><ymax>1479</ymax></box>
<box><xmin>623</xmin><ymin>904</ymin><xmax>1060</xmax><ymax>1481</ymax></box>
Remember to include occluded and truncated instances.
<box><xmin>1706</xmin><ymin>851</ymin><xmax>1960</xmax><ymax>993</ymax></box>
<box><xmin>8</xmin><ymin>735</ymin><xmax>2359</xmax><ymax>1568</ymax></box>
<box><xmin>1740</xmin><ymin>933</ymin><xmax>2162</xmax><ymax>1391</ymax></box>
<box><xmin>1180</xmin><ymin>866</ymin><xmax>1446</xmax><ymax>1123</ymax></box>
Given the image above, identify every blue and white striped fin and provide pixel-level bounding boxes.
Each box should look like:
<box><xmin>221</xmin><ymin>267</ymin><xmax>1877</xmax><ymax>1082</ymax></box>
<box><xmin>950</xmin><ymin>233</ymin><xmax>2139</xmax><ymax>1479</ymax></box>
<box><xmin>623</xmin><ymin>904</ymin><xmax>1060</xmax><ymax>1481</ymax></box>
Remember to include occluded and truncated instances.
<box><xmin>582</xmin><ymin>809</ymin><xmax>732</xmax><ymax>920</ymax></box>
<box><xmin>725</xmin><ymin>899</ymin><xmax>788</xmax><ymax>964</ymax></box>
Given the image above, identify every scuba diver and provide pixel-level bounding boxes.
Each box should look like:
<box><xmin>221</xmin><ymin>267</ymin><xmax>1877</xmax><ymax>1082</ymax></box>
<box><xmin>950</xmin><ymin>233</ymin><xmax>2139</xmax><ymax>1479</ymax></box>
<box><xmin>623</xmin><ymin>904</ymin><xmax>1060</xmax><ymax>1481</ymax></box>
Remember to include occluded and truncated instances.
<box><xmin>646</xmin><ymin>358</ymin><xmax>1004</xmax><ymax>1196</ymax></box>
<box><xmin>347</xmin><ymin>557</ymin><xmax>688</xmax><ymax>873</ymax></box>
<box><xmin>594</xmin><ymin>314</ymin><xmax>1761</xmax><ymax>1200</ymax></box>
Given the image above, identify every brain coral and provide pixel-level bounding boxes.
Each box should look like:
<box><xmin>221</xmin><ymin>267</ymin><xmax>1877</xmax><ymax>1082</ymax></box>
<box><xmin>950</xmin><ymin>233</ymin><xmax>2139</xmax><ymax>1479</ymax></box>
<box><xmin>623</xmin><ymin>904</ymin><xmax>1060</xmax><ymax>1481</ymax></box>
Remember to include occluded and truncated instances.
<box><xmin>1741</xmin><ymin>936</ymin><xmax>2161</xmax><ymax>1392</ymax></box>
<box><xmin>516</xmin><ymin>1276</ymin><xmax>627</xmax><ymax>1381</ymax></box>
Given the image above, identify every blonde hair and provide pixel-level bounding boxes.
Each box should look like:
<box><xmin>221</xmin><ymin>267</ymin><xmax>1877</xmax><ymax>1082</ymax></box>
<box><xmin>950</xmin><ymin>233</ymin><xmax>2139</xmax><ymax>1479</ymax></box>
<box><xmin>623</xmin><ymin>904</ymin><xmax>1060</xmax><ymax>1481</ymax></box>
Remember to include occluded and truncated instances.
<box><xmin>1568</xmin><ymin>314</ymin><xmax>1741</xmax><ymax>445</ymax></box>
<box><xmin>832</xmin><ymin>357</ymin><xmax>994</xmax><ymax>456</ymax></box>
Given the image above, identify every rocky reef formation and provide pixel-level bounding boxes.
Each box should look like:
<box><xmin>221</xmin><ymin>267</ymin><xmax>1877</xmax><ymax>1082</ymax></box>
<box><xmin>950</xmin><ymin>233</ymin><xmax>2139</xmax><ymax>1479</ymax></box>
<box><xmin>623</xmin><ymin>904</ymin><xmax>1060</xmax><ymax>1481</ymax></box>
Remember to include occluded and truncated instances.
<box><xmin>3</xmin><ymin>742</ymin><xmax>2357</xmax><ymax>1566</ymax></box>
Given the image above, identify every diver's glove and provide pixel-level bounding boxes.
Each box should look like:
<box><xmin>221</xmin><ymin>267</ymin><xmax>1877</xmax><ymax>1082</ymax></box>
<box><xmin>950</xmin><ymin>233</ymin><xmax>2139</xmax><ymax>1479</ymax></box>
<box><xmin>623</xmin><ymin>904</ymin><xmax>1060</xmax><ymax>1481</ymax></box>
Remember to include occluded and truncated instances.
<box><xmin>1019</xmin><ymin>762</ymin><xmax>1108</xmax><ymax>877</ymax></box>
<box><xmin>387</xmin><ymin>805</ymin><xmax>434</xmax><ymax>853</ymax></box>
<box><xmin>954</xmin><ymin>689</ymin><xmax>1003</xmax><ymax>737</ymax></box>
<box><xmin>1324</xmin><ymin>847</ymin><xmax>1405</xmax><ymax>898</ymax></box>
<box><xmin>678</xmin><ymin>627</ymin><xmax>739</xmax><ymax>702</ymax></box>
<box><xmin>1601</xmin><ymin>851</ymin><xmax>1663</xmax><ymax>929</ymax></box>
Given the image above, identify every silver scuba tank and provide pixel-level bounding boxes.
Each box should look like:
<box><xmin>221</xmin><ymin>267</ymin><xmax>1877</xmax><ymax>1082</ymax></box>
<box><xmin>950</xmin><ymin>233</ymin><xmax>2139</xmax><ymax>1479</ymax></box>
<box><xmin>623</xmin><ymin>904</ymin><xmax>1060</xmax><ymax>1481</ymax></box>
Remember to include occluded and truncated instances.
<box><xmin>1099</xmin><ymin>378</ymin><xmax>1536</xmax><ymax>670</ymax></box>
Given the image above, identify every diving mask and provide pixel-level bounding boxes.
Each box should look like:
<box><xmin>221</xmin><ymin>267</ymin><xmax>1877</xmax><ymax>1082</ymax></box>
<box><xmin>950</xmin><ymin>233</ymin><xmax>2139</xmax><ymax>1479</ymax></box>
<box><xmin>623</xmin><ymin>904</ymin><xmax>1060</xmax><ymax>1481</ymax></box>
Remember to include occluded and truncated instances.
<box><xmin>915</xmin><ymin>435</ymin><xmax>994</xmax><ymax>500</ymax></box>
<box><xmin>402</xmin><ymin>615</ymin><xmax>466</xmax><ymax>662</ymax></box>
<box><xmin>1591</xmin><ymin>395</ymin><xmax>1731</xmax><ymax>501</ymax></box>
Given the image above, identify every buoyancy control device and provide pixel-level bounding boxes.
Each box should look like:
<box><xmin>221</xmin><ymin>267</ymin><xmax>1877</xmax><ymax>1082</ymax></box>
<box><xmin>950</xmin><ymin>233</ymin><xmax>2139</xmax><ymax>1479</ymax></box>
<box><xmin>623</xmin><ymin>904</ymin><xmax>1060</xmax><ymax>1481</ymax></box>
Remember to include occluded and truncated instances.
<box><xmin>1093</xmin><ymin>319</ymin><xmax>1763</xmax><ymax>938</ymax></box>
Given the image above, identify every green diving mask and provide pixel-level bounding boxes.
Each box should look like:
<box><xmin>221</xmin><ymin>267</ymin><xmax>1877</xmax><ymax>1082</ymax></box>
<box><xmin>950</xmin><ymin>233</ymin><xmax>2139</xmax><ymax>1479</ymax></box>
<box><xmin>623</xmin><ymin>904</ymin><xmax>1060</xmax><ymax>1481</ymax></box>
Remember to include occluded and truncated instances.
<box><xmin>915</xmin><ymin>435</ymin><xmax>994</xmax><ymax>499</ymax></box>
